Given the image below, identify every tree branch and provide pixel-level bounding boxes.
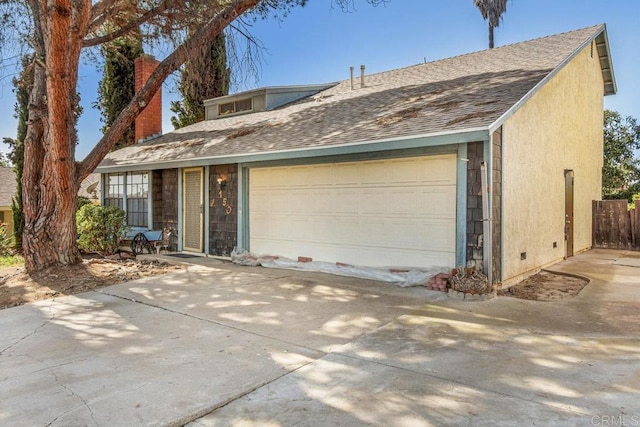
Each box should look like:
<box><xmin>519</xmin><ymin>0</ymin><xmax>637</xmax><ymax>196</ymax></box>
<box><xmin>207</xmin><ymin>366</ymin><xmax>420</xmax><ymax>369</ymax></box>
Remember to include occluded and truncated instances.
<box><xmin>83</xmin><ymin>0</ymin><xmax>171</xmax><ymax>47</ymax></box>
<box><xmin>77</xmin><ymin>0</ymin><xmax>261</xmax><ymax>181</ymax></box>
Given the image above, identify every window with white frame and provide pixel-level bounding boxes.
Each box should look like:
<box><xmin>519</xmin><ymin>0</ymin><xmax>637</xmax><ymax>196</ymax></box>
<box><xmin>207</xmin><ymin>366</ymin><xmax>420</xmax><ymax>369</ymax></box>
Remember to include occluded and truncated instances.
<box><xmin>218</xmin><ymin>98</ymin><xmax>252</xmax><ymax>116</ymax></box>
<box><xmin>104</xmin><ymin>172</ymin><xmax>149</xmax><ymax>227</ymax></box>
<box><xmin>104</xmin><ymin>173</ymin><xmax>125</xmax><ymax>210</ymax></box>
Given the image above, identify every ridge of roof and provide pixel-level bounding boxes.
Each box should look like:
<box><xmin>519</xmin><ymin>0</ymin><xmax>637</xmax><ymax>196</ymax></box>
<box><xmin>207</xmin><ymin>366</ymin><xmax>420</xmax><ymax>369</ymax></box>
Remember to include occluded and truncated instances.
<box><xmin>327</xmin><ymin>24</ymin><xmax>605</xmax><ymax>86</ymax></box>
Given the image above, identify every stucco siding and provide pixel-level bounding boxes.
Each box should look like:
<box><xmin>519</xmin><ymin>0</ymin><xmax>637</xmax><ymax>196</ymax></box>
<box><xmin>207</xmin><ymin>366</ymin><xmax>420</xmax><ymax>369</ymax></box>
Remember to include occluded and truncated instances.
<box><xmin>501</xmin><ymin>43</ymin><xmax>604</xmax><ymax>284</ymax></box>
<box><xmin>0</xmin><ymin>207</ymin><xmax>14</xmax><ymax>237</ymax></box>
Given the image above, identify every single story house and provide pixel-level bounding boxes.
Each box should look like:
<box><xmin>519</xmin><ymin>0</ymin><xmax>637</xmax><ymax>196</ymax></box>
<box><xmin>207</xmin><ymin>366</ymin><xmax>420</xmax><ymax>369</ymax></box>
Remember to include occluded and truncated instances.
<box><xmin>97</xmin><ymin>24</ymin><xmax>616</xmax><ymax>286</ymax></box>
<box><xmin>0</xmin><ymin>166</ymin><xmax>17</xmax><ymax>235</ymax></box>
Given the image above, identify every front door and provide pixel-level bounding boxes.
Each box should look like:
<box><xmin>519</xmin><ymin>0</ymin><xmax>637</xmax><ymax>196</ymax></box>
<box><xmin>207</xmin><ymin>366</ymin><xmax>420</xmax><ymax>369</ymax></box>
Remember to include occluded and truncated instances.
<box><xmin>183</xmin><ymin>168</ymin><xmax>204</xmax><ymax>252</ymax></box>
<box><xmin>564</xmin><ymin>169</ymin><xmax>574</xmax><ymax>258</ymax></box>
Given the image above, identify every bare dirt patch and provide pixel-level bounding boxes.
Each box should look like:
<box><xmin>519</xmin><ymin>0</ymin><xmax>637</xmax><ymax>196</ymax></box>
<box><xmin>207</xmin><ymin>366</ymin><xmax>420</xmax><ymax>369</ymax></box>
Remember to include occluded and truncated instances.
<box><xmin>0</xmin><ymin>257</ymin><xmax>184</xmax><ymax>310</ymax></box>
<box><xmin>498</xmin><ymin>270</ymin><xmax>589</xmax><ymax>301</ymax></box>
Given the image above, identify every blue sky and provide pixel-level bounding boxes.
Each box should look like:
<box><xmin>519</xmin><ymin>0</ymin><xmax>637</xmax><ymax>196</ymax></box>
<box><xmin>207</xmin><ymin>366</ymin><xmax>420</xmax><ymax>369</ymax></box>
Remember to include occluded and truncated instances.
<box><xmin>0</xmin><ymin>0</ymin><xmax>638</xmax><ymax>160</ymax></box>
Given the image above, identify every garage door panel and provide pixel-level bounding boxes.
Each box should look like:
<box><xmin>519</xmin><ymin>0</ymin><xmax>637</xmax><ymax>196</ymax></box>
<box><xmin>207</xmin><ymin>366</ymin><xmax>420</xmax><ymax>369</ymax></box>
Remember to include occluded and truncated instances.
<box><xmin>359</xmin><ymin>161</ymin><xmax>387</xmax><ymax>185</ymax></box>
<box><xmin>418</xmin><ymin>187</ymin><xmax>457</xmax><ymax>218</ymax></box>
<box><xmin>288</xmin><ymin>190</ymin><xmax>309</xmax><ymax>213</ymax></box>
<box><xmin>254</xmin><ymin>168</ymin><xmax>288</xmax><ymax>188</ymax></box>
<box><xmin>389</xmin><ymin>159</ymin><xmax>419</xmax><ymax>183</ymax></box>
<box><xmin>335</xmin><ymin>191</ymin><xmax>359</xmax><ymax>214</ymax></box>
<box><xmin>360</xmin><ymin>190</ymin><xmax>387</xmax><ymax>215</ymax></box>
<box><xmin>310</xmin><ymin>190</ymin><xmax>334</xmax><ymax>214</ymax></box>
<box><xmin>269</xmin><ymin>191</ymin><xmax>289</xmax><ymax>212</ymax></box>
<box><xmin>331</xmin><ymin>219</ymin><xmax>360</xmax><ymax>243</ymax></box>
<box><xmin>309</xmin><ymin>164</ymin><xmax>334</xmax><ymax>186</ymax></box>
<box><xmin>250</xmin><ymin>191</ymin><xmax>271</xmax><ymax>213</ymax></box>
<box><xmin>417</xmin><ymin>156</ymin><xmax>456</xmax><ymax>184</ymax></box>
<box><xmin>249</xmin><ymin>155</ymin><xmax>457</xmax><ymax>268</ymax></box>
<box><xmin>416</xmin><ymin>221</ymin><xmax>456</xmax><ymax>250</ymax></box>
<box><xmin>333</xmin><ymin>163</ymin><xmax>360</xmax><ymax>185</ymax></box>
<box><xmin>389</xmin><ymin>189</ymin><xmax>418</xmax><ymax>215</ymax></box>
<box><xmin>251</xmin><ymin>215</ymin><xmax>287</xmax><ymax>239</ymax></box>
<box><xmin>377</xmin><ymin>221</ymin><xmax>419</xmax><ymax>247</ymax></box>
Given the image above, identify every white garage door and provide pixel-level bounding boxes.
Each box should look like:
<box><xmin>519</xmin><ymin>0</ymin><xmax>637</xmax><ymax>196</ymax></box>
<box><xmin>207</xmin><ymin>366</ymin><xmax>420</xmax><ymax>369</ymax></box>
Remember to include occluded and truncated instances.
<box><xmin>249</xmin><ymin>154</ymin><xmax>457</xmax><ymax>268</ymax></box>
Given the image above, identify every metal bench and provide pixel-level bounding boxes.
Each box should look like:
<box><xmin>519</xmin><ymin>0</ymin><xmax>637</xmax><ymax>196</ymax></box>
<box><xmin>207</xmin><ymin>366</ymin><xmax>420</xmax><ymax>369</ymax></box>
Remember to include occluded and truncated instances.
<box><xmin>121</xmin><ymin>228</ymin><xmax>169</xmax><ymax>255</ymax></box>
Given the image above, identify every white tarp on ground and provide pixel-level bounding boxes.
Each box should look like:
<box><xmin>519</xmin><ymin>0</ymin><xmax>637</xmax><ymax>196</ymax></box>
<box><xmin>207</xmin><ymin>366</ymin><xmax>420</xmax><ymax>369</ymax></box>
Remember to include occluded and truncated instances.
<box><xmin>231</xmin><ymin>248</ymin><xmax>448</xmax><ymax>287</ymax></box>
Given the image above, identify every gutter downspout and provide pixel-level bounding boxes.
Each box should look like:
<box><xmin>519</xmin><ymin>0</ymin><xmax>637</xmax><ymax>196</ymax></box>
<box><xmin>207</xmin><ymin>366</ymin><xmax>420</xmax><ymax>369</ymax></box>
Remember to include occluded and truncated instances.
<box><xmin>480</xmin><ymin>162</ymin><xmax>493</xmax><ymax>286</ymax></box>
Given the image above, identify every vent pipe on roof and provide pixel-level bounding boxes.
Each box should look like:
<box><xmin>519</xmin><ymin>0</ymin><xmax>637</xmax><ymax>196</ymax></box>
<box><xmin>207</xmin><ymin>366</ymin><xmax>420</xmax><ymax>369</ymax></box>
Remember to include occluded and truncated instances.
<box><xmin>350</xmin><ymin>66</ymin><xmax>354</xmax><ymax>90</ymax></box>
<box><xmin>360</xmin><ymin>65</ymin><xmax>366</xmax><ymax>88</ymax></box>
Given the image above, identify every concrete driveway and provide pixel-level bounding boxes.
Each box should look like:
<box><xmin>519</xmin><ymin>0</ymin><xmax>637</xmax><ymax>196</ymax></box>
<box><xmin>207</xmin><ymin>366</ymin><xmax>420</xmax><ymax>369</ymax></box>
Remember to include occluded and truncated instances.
<box><xmin>1</xmin><ymin>249</ymin><xmax>639</xmax><ymax>426</ymax></box>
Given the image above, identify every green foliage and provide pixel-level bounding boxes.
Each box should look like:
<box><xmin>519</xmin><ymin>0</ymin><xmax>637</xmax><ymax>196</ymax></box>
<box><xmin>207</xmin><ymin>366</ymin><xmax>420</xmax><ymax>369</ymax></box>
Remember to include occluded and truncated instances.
<box><xmin>0</xmin><ymin>223</ymin><xmax>14</xmax><ymax>256</ymax></box>
<box><xmin>0</xmin><ymin>152</ymin><xmax>10</xmax><ymax>167</ymax></box>
<box><xmin>77</xmin><ymin>196</ymin><xmax>93</xmax><ymax>211</ymax></box>
<box><xmin>603</xmin><ymin>110</ymin><xmax>640</xmax><ymax>201</ymax></box>
<box><xmin>76</xmin><ymin>204</ymin><xmax>127</xmax><ymax>254</ymax></box>
<box><xmin>171</xmin><ymin>33</ymin><xmax>230</xmax><ymax>129</ymax></box>
<box><xmin>1</xmin><ymin>54</ymin><xmax>32</xmax><ymax>250</ymax></box>
<box><xmin>96</xmin><ymin>35</ymin><xmax>143</xmax><ymax>149</ymax></box>
<box><xmin>0</xmin><ymin>254</ymin><xmax>23</xmax><ymax>267</ymax></box>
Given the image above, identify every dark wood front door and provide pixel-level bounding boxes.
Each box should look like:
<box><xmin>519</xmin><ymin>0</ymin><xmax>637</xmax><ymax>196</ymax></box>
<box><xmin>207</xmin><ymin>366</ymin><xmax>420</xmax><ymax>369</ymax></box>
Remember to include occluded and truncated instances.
<box><xmin>564</xmin><ymin>169</ymin><xmax>574</xmax><ymax>258</ymax></box>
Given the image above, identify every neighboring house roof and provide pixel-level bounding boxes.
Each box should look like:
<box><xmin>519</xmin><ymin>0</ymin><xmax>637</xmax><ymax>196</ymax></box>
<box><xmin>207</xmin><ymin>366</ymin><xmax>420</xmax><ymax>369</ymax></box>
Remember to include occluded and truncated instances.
<box><xmin>0</xmin><ymin>167</ymin><xmax>100</xmax><ymax>205</ymax></box>
<box><xmin>98</xmin><ymin>24</ymin><xmax>615</xmax><ymax>172</ymax></box>
<box><xmin>0</xmin><ymin>167</ymin><xmax>17</xmax><ymax>207</ymax></box>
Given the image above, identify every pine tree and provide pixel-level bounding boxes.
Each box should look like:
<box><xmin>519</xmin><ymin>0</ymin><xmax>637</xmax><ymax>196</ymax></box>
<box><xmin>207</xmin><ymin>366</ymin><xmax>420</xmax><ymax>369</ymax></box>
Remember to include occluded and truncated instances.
<box><xmin>97</xmin><ymin>35</ymin><xmax>143</xmax><ymax>149</ymax></box>
<box><xmin>2</xmin><ymin>55</ymin><xmax>33</xmax><ymax>249</ymax></box>
<box><xmin>171</xmin><ymin>33</ymin><xmax>230</xmax><ymax>128</ymax></box>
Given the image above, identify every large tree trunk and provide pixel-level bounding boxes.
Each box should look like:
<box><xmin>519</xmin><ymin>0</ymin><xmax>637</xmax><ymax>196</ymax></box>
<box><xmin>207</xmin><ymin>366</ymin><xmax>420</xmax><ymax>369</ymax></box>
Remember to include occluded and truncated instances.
<box><xmin>22</xmin><ymin>0</ymin><xmax>90</xmax><ymax>272</ymax></box>
<box><xmin>20</xmin><ymin>0</ymin><xmax>259</xmax><ymax>272</ymax></box>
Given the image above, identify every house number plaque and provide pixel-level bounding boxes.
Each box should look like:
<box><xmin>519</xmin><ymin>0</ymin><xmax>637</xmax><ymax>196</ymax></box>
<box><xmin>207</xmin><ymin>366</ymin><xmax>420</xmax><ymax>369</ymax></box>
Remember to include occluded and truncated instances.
<box><xmin>217</xmin><ymin>189</ymin><xmax>233</xmax><ymax>215</ymax></box>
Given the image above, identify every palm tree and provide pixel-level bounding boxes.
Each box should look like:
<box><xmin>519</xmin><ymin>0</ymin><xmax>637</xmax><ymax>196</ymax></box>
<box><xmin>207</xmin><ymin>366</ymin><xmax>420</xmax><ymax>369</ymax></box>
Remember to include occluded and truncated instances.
<box><xmin>473</xmin><ymin>0</ymin><xmax>509</xmax><ymax>49</ymax></box>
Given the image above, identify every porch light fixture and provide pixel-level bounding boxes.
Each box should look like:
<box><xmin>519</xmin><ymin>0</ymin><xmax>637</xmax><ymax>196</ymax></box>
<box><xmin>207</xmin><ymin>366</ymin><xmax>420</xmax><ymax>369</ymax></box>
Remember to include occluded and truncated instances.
<box><xmin>216</xmin><ymin>177</ymin><xmax>227</xmax><ymax>188</ymax></box>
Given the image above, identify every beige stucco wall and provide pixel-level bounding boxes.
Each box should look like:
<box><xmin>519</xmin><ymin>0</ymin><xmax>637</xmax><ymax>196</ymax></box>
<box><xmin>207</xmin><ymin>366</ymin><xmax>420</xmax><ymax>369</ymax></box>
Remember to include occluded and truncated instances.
<box><xmin>501</xmin><ymin>43</ymin><xmax>604</xmax><ymax>284</ymax></box>
<box><xmin>0</xmin><ymin>207</ymin><xmax>13</xmax><ymax>236</ymax></box>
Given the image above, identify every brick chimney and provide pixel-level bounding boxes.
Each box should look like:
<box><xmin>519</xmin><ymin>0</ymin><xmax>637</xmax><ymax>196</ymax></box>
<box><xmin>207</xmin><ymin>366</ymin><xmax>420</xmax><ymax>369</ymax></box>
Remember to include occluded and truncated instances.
<box><xmin>135</xmin><ymin>54</ymin><xmax>162</xmax><ymax>143</ymax></box>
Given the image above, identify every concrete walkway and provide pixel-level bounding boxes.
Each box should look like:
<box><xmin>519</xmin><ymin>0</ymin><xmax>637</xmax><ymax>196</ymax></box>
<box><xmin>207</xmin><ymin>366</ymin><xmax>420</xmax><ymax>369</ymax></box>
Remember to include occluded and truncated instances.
<box><xmin>0</xmin><ymin>250</ymin><xmax>638</xmax><ymax>426</ymax></box>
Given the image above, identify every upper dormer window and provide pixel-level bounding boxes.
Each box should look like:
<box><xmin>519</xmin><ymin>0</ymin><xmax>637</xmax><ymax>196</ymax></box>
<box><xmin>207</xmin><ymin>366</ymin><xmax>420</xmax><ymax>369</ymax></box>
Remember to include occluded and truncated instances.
<box><xmin>218</xmin><ymin>98</ymin><xmax>252</xmax><ymax>116</ymax></box>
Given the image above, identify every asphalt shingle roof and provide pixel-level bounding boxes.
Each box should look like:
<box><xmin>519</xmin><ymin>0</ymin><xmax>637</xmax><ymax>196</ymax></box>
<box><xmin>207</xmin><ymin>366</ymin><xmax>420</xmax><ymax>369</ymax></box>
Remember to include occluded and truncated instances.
<box><xmin>0</xmin><ymin>167</ymin><xmax>17</xmax><ymax>207</ymax></box>
<box><xmin>100</xmin><ymin>25</ymin><xmax>605</xmax><ymax>169</ymax></box>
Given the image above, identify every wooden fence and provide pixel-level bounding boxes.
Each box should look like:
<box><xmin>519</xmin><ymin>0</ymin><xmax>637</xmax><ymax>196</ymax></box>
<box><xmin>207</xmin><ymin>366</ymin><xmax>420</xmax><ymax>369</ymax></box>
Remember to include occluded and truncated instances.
<box><xmin>592</xmin><ymin>200</ymin><xmax>640</xmax><ymax>250</ymax></box>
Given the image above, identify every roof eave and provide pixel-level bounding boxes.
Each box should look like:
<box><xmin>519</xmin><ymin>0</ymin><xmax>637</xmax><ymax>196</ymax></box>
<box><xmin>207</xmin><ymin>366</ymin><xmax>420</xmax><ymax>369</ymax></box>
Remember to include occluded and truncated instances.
<box><xmin>95</xmin><ymin>127</ymin><xmax>490</xmax><ymax>173</ymax></box>
<box><xmin>595</xmin><ymin>25</ymin><xmax>617</xmax><ymax>96</ymax></box>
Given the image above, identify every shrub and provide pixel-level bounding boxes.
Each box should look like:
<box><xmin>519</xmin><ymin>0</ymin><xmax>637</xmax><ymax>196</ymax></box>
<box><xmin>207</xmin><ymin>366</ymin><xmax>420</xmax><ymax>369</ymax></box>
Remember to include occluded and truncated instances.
<box><xmin>77</xmin><ymin>196</ymin><xmax>94</xmax><ymax>211</ymax></box>
<box><xmin>0</xmin><ymin>223</ymin><xmax>14</xmax><ymax>256</ymax></box>
<box><xmin>76</xmin><ymin>204</ymin><xmax>127</xmax><ymax>254</ymax></box>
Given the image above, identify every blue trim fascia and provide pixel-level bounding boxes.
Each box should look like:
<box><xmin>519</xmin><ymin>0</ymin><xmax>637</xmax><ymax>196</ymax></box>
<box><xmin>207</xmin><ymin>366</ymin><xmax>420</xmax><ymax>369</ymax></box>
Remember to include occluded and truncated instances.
<box><xmin>241</xmin><ymin>144</ymin><xmax>460</xmax><ymax>169</ymax></box>
<box><xmin>237</xmin><ymin>165</ymin><xmax>250</xmax><ymax>251</ymax></box>
<box><xmin>147</xmin><ymin>173</ymin><xmax>153</xmax><ymax>228</ymax></box>
<box><xmin>177</xmin><ymin>168</ymin><xmax>183</xmax><ymax>252</ymax></box>
<box><xmin>204</xmin><ymin>166</ymin><xmax>210</xmax><ymax>255</ymax></box>
<box><xmin>456</xmin><ymin>143</ymin><xmax>468</xmax><ymax>268</ymax></box>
